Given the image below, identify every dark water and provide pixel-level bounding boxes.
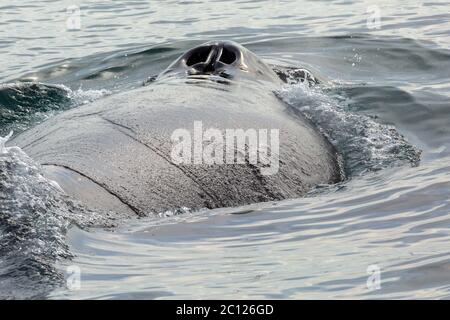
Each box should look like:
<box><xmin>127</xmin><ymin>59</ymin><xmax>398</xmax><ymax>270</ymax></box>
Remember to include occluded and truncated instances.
<box><xmin>1</xmin><ymin>0</ymin><xmax>450</xmax><ymax>299</ymax></box>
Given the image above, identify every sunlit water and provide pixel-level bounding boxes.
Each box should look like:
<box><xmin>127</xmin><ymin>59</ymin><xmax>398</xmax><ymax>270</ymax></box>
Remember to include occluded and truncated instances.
<box><xmin>1</xmin><ymin>0</ymin><xmax>450</xmax><ymax>299</ymax></box>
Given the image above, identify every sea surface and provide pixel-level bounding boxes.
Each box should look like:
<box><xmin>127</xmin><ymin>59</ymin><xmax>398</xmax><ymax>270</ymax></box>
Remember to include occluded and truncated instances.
<box><xmin>1</xmin><ymin>0</ymin><xmax>450</xmax><ymax>299</ymax></box>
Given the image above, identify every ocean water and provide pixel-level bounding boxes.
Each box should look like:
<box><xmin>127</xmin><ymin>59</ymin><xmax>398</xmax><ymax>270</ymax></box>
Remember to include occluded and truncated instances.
<box><xmin>1</xmin><ymin>0</ymin><xmax>450</xmax><ymax>299</ymax></box>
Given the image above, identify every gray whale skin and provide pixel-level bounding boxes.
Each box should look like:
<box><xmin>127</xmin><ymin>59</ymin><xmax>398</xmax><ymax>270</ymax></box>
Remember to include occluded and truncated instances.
<box><xmin>10</xmin><ymin>41</ymin><xmax>343</xmax><ymax>216</ymax></box>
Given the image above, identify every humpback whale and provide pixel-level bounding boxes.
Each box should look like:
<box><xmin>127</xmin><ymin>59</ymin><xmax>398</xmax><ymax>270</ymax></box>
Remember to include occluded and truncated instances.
<box><xmin>9</xmin><ymin>41</ymin><xmax>343</xmax><ymax>216</ymax></box>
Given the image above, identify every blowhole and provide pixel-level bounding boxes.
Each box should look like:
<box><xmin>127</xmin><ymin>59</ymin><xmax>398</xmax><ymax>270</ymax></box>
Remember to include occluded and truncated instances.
<box><xmin>186</xmin><ymin>46</ymin><xmax>213</xmax><ymax>66</ymax></box>
<box><xmin>219</xmin><ymin>47</ymin><xmax>236</xmax><ymax>64</ymax></box>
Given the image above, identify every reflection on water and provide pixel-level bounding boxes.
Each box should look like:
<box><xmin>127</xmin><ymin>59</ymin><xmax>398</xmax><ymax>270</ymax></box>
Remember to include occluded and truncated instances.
<box><xmin>1</xmin><ymin>0</ymin><xmax>450</xmax><ymax>299</ymax></box>
<box><xmin>51</xmin><ymin>160</ymin><xmax>450</xmax><ymax>299</ymax></box>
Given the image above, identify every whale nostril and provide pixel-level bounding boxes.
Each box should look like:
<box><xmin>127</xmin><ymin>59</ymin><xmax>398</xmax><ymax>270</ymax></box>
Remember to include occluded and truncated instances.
<box><xmin>186</xmin><ymin>46</ymin><xmax>213</xmax><ymax>66</ymax></box>
<box><xmin>185</xmin><ymin>44</ymin><xmax>237</xmax><ymax>68</ymax></box>
<box><xmin>219</xmin><ymin>46</ymin><xmax>236</xmax><ymax>65</ymax></box>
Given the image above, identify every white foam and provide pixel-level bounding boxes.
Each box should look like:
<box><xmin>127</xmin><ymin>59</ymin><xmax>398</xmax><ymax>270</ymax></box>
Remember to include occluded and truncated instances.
<box><xmin>0</xmin><ymin>131</ymin><xmax>13</xmax><ymax>154</ymax></box>
<box><xmin>68</xmin><ymin>87</ymin><xmax>111</xmax><ymax>106</ymax></box>
<box><xmin>277</xmin><ymin>82</ymin><xmax>421</xmax><ymax>175</ymax></box>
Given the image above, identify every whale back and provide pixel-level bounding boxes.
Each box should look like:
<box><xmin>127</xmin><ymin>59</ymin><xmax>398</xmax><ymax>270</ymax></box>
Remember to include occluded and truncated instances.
<box><xmin>11</xmin><ymin>81</ymin><xmax>342</xmax><ymax>216</ymax></box>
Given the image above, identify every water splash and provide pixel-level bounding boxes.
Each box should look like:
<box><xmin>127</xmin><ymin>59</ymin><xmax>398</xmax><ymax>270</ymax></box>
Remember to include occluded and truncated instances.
<box><xmin>276</xmin><ymin>74</ymin><xmax>421</xmax><ymax>176</ymax></box>
<box><xmin>0</xmin><ymin>82</ymin><xmax>110</xmax><ymax>137</ymax></box>
<box><xmin>0</xmin><ymin>135</ymin><xmax>114</xmax><ymax>299</ymax></box>
<box><xmin>68</xmin><ymin>87</ymin><xmax>111</xmax><ymax>106</ymax></box>
<box><xmin>0</xmin><ymin>131</ymin><xmax>13</xmax><ymax>154</ymax></box>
